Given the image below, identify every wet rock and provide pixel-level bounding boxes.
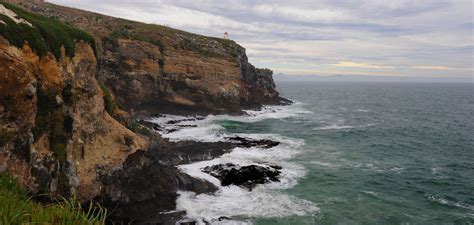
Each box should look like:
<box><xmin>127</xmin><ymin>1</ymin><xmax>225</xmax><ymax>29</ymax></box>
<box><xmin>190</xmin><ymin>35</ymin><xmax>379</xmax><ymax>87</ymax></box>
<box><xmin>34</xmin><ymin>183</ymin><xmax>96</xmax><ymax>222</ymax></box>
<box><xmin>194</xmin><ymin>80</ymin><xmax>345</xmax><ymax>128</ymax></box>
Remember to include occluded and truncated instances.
<box><xmin>178</xmin><ymin>124</ymin><xmax>198</xmax><ymax>128</ymax></box>
<box><xmin>153</xmin><ymin>124</ymin><xmax>163</xmax><ymax>131</ymax></box>
<box><xmin>166</xmin><ymin>117</ymin><xmax>203</xmax><ymax>125</ymax></box>
<box><xmin>269</xmin><ymin>165</ymin><xmax>282</xmax><ymax>170</ymax></box>
<box><xmin>138</xmin><ymin>120</ymin><xmax>162</xmax><ymax>131</ymax></box>
<box><xmin>202</xmin><ymin>163</ymin><xmax>281</xmax><ymax>190</ymax></box>
<box><xmin>146</xmin><ymin>141</ymin><xmax>235</xmax><ymax>166</ymax></box>
<box><xmin>226</xmin><ymin>136</ymin><xmax>280</xmax><ymax>149</ymax></box>
<box><xmin>166</xmin><ymin>128</ymin><xmax>179</xmax><ymax>133</ymax></box>
<box><xmin>100</xmin><ymin>150</ymin><xmax>217</xmax><ymax>224</ymax></box>
<box><xmin>150</xmin><ymin>114</ymin><xmax>166</xmax><ymax>118</ymax></box>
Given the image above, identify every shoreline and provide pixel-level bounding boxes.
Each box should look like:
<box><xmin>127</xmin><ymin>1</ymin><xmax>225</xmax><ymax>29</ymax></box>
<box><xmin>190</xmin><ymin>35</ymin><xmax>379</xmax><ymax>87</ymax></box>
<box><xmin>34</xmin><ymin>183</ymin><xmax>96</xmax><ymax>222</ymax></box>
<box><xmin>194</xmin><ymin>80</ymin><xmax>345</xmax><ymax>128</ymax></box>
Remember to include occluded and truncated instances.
<box><xmin>103</xmin><ymin>104</ymin><xmax>295</xmax><ymax>224</ymax></box>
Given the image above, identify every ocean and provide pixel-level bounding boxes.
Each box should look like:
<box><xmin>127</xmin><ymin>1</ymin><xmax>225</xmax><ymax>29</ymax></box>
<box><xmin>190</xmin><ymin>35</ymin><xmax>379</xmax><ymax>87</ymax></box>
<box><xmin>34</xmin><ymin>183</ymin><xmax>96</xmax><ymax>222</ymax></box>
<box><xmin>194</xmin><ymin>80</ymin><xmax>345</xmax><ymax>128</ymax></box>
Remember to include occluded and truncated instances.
<box><xmin>149</xmin><ymin>81</ymin><xmax>474</xmax><ymax>225</ymax></box>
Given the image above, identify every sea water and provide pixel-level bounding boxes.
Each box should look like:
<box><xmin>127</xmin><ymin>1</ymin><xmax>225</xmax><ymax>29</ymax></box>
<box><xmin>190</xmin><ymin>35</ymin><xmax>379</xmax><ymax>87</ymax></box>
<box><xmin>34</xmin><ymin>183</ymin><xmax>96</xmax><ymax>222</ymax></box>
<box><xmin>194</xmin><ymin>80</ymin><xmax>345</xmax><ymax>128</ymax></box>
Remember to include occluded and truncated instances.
<box><xmin>149</xmin><ymin>82</ymin><xmax>474</xmax><ymax>224</ymax></box>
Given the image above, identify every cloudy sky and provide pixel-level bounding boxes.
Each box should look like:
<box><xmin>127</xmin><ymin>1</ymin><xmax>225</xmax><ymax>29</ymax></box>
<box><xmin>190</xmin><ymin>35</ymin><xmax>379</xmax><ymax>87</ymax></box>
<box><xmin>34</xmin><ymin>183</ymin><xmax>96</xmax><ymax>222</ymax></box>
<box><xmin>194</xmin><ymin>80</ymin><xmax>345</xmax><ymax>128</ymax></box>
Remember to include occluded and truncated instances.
<box><xmin>48</xmin><ymin>0</ymin><xmax>473</xmax><ymax>80</ymax></box>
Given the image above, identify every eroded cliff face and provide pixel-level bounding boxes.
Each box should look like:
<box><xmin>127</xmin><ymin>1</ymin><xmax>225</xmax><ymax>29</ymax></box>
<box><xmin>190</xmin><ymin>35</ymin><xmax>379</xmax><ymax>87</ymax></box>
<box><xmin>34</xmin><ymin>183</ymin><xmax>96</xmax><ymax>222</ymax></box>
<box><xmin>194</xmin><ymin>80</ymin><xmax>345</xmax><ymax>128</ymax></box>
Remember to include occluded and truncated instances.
<box><xmin>0</xmin><ymin>37</ymin><xmax>147</xmax><ymax>200</ymax></box>
<box><xmin>14</xmin><ymin>0</ymin><xmax>287</xmax><ymax>115</ymax></box>
<box><xmin>0</xmin><ymin>2</ymin><xmax>289</xmax><ymax>222</ymax></box>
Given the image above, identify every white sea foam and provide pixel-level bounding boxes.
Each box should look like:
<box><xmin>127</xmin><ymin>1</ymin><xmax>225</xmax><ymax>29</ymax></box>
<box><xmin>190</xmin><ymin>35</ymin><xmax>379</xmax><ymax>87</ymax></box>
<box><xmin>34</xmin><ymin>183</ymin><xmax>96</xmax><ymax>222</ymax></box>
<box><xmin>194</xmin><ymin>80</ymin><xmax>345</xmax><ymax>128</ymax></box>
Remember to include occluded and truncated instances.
<box><xmin>178</xmin><ymin>136</ymin><xmax>307</xmax><ymax>189</ymax></box>
<box><xmin>177</xmin><ymin>189</ymin><xmax>319</xmax><ymax>225</ymax></box>
<box><xmin>314</xmin><ymin>124</ymin><xmax>355</xmax><ymax>130</ymax></box>
<box><xmin>150</xmin><ymin>103</ymin><xmax>319</xmax><ymax>223</ymax></box>
<box><xmin>427</xmin><ymin>195</ymin><xmax>474</xmax><ymax>211</ymax></box>
<box><xmin>362</xmin><ymin>191</ymin><xmax>379</xmax><ymax>197</ymax></box>
<box><xmin>310</xmin><ymin>161</ymin><xmax>341</xmax><ymax>168</ymax></box>
<box><xmin>175</xmin><ymin>133</ymin><xmax>316</xmax><ymax>223</ymax></box>
<box><xmin>148</xmin><ymin>103</ymin><xmax>311</xmax><ymax>142</ymax></box>
<box><xmin>242</xmin><ymin>103</ymin><xmax>312</xmax><ymax>121</ymax></box>
<box><xmin>387</xmin><ymin>167</ymin><xmax>404</xmax><ymax>174</ymax></box>
<box><xmin>313</xmin><ymin>123</ymin><xmax>376</xmax><ymax>131</ymax></box>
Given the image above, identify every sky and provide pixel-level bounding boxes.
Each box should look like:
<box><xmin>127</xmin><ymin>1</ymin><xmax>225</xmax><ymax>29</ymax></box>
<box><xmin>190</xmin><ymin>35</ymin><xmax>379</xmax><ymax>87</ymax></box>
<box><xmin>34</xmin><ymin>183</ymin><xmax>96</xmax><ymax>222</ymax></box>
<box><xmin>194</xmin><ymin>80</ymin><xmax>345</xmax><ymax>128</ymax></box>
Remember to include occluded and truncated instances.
<box><xmin>48</xmin><ymin>0</ymin><xmax>473</xmax><ymax>80</ymax></box>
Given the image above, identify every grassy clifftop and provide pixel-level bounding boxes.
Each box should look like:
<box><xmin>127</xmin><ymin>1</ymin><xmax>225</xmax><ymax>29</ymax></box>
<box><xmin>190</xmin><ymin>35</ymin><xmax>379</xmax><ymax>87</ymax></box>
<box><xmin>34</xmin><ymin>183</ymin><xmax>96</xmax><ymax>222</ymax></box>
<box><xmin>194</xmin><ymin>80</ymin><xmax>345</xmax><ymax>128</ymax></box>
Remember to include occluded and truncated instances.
<box><xmin>0</xmin><ymin>2</ymin><xmax>95</xmax><ymax>60</ymax></box>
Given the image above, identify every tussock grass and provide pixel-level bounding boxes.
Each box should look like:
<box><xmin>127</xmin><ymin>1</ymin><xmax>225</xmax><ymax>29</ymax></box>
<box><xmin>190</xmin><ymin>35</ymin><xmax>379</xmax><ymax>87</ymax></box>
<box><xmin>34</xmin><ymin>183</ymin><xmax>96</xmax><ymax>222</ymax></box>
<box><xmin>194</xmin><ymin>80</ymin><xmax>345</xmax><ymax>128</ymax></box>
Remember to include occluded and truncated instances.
<box><xmin>0</xmin><ymin>173</ymin><xmax>107</xmax><ymax>224</ymax></box>
<box><xmin>0</xmin><ymin>2</ymin><xmax>96</xmax><ymax>60</ymax></box>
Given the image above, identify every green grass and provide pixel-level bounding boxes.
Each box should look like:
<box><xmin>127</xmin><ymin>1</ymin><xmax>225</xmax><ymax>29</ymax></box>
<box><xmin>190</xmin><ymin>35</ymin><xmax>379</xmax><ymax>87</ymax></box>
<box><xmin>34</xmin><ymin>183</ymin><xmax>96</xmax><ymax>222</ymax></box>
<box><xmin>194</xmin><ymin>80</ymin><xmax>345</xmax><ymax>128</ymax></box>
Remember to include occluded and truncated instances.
<box><xmin>0</xmin><ymin>2</ymin><xmax>96</xmax><ymax>60</ymax></box>
<box><xmin>110</xmin><ymin>26</ymin><xmax>165</xmax><ymax>54</ymax></box>
<box><xmin>98</xmin><ymin>82</ymin><xmax>116</xmax><ymax>116</ymax></box>
<box><xmin>0</xmin><ymin>173</ymin><xmax>107</xmax><ymax>224</ymax></box>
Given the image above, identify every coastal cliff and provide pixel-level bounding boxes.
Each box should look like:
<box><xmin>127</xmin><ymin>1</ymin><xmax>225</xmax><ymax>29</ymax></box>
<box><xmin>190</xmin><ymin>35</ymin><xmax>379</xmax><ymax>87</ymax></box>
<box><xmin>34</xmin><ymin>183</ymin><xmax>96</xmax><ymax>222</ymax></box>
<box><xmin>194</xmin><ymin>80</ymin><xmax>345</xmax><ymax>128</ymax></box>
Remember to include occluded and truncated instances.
<box><xmin>0</xmin><ymin>2</ymin><xmax>149</xmax><ymax>201</ymax></box>
<box><xmin>13</xmin><ymin>0</ymin><xmax>286</xmax><ymax>115</ymax></box>
<box><xmin>0</xmin><ymin>1</ymin><xmax>287</xmax><ymax>223</ymax></box>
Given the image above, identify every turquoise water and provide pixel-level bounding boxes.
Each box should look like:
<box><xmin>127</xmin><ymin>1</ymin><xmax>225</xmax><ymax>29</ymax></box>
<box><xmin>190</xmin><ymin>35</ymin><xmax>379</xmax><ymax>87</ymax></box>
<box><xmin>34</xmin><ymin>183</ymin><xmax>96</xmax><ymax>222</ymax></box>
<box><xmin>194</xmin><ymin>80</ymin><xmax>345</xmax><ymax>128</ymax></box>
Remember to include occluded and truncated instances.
<box><xmin>221</xmin><ymin>82</ymin><xmax>474</xmax><ymax>224</ymax></box>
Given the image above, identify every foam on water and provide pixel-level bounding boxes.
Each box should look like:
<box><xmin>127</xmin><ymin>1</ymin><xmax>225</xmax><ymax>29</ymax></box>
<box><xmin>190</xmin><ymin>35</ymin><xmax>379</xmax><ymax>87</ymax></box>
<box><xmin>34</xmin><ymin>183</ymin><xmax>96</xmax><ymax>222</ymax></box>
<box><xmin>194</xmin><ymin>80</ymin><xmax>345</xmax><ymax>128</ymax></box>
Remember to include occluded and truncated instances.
<box><xmin>147</xmin><ymin>103</ymin><xmax>319</xmax><ymax>223</ymax></box>
<box><xmin>313</xmin><ymin>123</ymin><xmax>377</xmax><ymax>131</ymax></box>
<box><xmin>177</xmin><ymin>189</ymin><xmax>319</xmax><ymax>225</ymax></box>
<box><xmin>427</xmin><ymin>195</ymin><xmax>474</xmax><ymax>211</ymax></box>
<box><xmin>148</xmin><ymin>102</ymin><xmax>312</xmax><ymax>142</ymax></box>
<box><xmin>175</xmin><ymin>137</ymin><xmax>314</xmax><ymax>223</ymax></box>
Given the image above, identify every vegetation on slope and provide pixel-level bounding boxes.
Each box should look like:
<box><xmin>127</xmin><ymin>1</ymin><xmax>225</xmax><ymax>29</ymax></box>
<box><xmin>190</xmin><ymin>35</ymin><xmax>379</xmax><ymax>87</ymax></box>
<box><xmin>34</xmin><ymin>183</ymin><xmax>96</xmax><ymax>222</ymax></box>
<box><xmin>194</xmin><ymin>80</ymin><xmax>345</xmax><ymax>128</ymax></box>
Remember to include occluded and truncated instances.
<box><xmin>0</xmin><ymin>173</ymin><xmax>107</xmax><ymax>224</ymax></box>
<box><xmin>0</xmin><ymin>2</ymin><xmax>96</xmax><ymax>60</ymax></box>
<box><xmin>32</xmin><ymin>85</ymin><xmax>74</xmax><ymax>194</ymax></box>
<box><xmin>99</xmin><ymin>82</ymin><xmax>117</xmax><ymax>116</ymax></box>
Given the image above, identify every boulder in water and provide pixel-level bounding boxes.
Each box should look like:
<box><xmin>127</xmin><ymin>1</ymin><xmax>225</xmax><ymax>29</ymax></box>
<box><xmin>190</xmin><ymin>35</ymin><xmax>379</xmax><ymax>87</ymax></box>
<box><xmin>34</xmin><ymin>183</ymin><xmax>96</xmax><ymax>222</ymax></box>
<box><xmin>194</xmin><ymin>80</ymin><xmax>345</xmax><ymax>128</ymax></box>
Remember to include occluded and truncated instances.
<box><xmin>202</xmin><ymin>163</ymin><xmax>281</xmax><ymax>190</ymax></box>
<box><xmin>226</xmin><ymin>136</ymin><xmax>280</xmax><ymax>149</ymax></box>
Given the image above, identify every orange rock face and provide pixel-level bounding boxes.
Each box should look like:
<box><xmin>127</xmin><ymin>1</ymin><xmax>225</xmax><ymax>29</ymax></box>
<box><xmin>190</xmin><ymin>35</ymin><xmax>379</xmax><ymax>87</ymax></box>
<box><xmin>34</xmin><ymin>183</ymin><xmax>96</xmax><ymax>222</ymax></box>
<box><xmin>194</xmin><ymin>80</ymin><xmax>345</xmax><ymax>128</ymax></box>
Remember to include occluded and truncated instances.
<box><xmin>0</xmin><ymin>38</ymin><xmax>148</xmax><ymax>200</ymax></box>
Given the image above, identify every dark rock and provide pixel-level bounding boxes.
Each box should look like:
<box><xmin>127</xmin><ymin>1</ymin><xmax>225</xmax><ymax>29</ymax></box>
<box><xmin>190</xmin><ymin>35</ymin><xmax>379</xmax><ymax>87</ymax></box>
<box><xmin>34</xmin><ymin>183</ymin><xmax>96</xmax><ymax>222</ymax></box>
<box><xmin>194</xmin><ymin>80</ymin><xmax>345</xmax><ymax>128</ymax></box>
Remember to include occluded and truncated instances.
<box><xmin>226</xmin><ymin>136</ymin><xmax>280</xmax><ymax>149</ymax></box>
<box><xmin>146</xmin><ymin>141</ymin><xmax>235</xmax><ymax>166</ymax></box>
<box><xmin>137</xmin><ymin>120</ymin><xmax>162</xmax><ymax>131</ymax></box>
<box><xmin>166</xmin><ymin>117</ymin><xmax>203</xmax><ymax>125</ymax></box>
<box><xmin>178</xmin><ymin>124</ymin><xmax>197</xmax><ymax>128</ymax></box>
<box><xmin>100</xmin><ymin>150</ymin><xmax>217</xmax><ymax>224</ymax></box>
<box><xmin>150</xmin><ymin>114</ymin><xmax>166</xmax><ymax>118</ymax></box>
<box><xmin>218</xmin><ymin>216</ymin><xmax>231</xmax><ymax>221</ymax></box>
<box><xmin>153</xmin><ymin>125</ymin><xmax>162</xmax><ymax>131</ymax></box>
<box><xmin>166</xmin><ymin>128</ymin><xmax>178</xmax><ymax>133</ymax></box>
<box><xmin>202</xmin><ymin>164</ymin><xmax>281</xmax><ymax>190</ymax></box>
<box><xmin>99</xmin><ymin>139</ymin><xmax>239</xmax><ymax>224</ymax></box>
<box><xmin>269</xmin><ymin>165</ymin><xmax>283</xmax><ymax>170</ymax></box>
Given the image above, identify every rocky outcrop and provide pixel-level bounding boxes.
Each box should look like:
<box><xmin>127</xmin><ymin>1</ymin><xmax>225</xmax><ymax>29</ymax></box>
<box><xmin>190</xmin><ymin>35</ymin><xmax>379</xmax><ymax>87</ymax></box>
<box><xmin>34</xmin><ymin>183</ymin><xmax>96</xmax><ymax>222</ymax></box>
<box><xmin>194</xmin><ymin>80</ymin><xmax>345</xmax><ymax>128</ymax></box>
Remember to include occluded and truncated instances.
<box><xmin>0</xmin><ymin>4</ymin><xmax>148</xmax><ymax>200</ymax></box>
<box><xmin>12</xmin><ymin>0</ymin><xmax>288</xmax><ymax>115</ymax></box>
<box><xmin>202</xmin><ymin>163</ymin><xmax>282</xmax><ymax>190</ymax></box>
<box><xmin>226</xmin><ymin>136</ymin><xmax>280</xmax><ymax>149</ymax></box>
<box><xmin>99</xmin><ymin>150</ymin><xmax>217</xmax><ymax>224</ymax></box>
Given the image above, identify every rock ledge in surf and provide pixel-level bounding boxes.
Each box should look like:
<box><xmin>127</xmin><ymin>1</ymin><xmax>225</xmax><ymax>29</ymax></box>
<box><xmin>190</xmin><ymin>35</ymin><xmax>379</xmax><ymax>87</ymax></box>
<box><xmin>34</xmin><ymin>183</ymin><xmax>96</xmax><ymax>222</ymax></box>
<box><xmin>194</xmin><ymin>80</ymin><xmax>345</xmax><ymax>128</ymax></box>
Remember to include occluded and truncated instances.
<box><xmin>226</xmin><ymin>136</ymin><xmax>280</xmax><ymax>149</ymax></box>
<box><xmin>202</xmin><ymin>163</ymin><xmax>281</xmax><ymax>190</ymax></box>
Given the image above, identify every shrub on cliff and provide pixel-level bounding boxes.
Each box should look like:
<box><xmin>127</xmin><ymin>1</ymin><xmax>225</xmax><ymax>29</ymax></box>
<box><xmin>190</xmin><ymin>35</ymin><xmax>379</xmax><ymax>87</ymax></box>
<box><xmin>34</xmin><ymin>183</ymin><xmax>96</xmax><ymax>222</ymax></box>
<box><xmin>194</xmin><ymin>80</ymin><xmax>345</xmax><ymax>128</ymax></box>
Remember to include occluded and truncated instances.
<box><xmin>0</xmin><ymin>3</ymin><xmax>96</xmax><ymax>60</ymax></box>
<box><xmin>0</xmin><ymin>173</ymin><xmax>107</xmax><ymax>224</ymax></box>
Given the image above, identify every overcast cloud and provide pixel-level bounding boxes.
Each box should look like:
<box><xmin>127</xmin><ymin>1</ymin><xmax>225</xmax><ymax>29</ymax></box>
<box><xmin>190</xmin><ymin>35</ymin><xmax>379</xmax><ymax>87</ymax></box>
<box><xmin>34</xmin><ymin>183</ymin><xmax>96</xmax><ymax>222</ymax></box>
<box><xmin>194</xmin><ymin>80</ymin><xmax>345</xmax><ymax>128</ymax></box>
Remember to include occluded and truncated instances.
<box><xmin>48</xmin><ymin>0</ymin><xmax>473</xmax><ymax>80</ymax></box>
